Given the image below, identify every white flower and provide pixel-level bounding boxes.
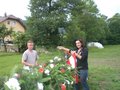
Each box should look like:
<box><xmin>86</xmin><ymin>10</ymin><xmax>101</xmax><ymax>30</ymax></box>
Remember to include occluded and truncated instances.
<box><xmin>13</xmin><ymin>73</ymin><xmax>20</xmax><ymax>78</ymax></box>
<box><xmin>49</xmin><ymin>64</ymin><xmax>54</xmax><ymax>68</ymax></box>
<box><xmin>71</xmin><ymin>81</ymin><xmax>74</xmax><ymax>85</ymax></box>
<box><xmin>44</xmin><ymin>69</ymin><xmax>50</xmax><ymax>75</ymax></box>
<box><xmin>39</xmin><ymin>65</ymin><xmax>43</xmax><ymax>68</ymax></box>
<box><xmin>58</xmin><ymin>58</ymin><xmax>62</xmax><ymax>61</ymax></box>
<box><xmin>31</xmin><ymin>73</ymin><xmax>34</xmax><ymax>75</ymax></box>
<box><xmin>5</xmin><ymin>78</ymin><xmax>21</xmax><ymax>90</ymax></box>
<box><xmin>65</xmin><ymin>80</ymin><xmax>70</xmax><ymax>84</ymax></box>
<box><xmin>23</xmin><ymin>66</ymin><xmax>30</xmax><ymax>71</ymax></box>
<box><xmin>37</xmin><ymin>82</ymin><xmax>44</xmax><ymax>90</ymax></box>
<box><xmin>54</xmin><ymin>56</ymin><xmax>59</xmax><ymax>61</ymax></box>
<box><xmin>49</xmin><ymin>59</ymin><xmax>54</xmax><ymax>63</ymax></box>
<box><xmin>67</xmin><ymin>66</ymin><xmax>72</xmax><ymax>70</ymax></box>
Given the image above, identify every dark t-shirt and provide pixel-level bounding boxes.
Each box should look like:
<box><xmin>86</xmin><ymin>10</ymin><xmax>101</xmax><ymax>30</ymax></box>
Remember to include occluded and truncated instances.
<box><xmin>76</xmin><ymin>48</ymin><xmax>88</xmax><ymax>70</ymax></box>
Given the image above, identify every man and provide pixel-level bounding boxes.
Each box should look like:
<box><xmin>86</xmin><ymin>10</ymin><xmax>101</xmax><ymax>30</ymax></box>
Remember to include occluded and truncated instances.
<box><xmin>22</xmin><ymin>40</ymin><xmax>38</xmax><ymax>67</ymax></box>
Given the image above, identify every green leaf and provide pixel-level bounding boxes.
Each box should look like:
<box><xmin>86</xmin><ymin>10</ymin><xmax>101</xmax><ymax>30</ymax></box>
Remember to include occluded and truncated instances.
<box><xmin>41</xmin><ymin>77</ymin><xmax>51</xmax><ymax>83</ymax></box>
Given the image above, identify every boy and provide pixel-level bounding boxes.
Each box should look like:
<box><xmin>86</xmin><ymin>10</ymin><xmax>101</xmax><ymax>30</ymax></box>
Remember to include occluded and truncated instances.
<box><xmin>22</xmin><ymin>40</ymin><xmax>38</xmax><ymax>67</ymax></box>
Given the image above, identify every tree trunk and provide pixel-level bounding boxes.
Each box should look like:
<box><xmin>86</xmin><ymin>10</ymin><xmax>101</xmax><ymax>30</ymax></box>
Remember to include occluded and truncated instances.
<box><xmin>2</xmin><ymin>39</ymin><xmax>7</xmax><ymax>52</ymax></box>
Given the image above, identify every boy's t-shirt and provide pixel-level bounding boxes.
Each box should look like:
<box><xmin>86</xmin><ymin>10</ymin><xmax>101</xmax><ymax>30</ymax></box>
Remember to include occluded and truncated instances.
<box><xmin>22</xmin><ymin>49</ymin><xmax>38</xmax><ymax>65</ymax></box>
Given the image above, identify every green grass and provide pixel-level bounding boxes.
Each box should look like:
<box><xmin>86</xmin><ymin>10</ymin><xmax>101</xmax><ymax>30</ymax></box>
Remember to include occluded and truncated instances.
<box><xmin>0</xmin><ymin>45</ymin><xmax>120</xmax><ymax>90</ymax></box>
<box><xmin>88</xmin><ymin>45</ymin><xmax>120</xmax><ymax>90</ymax></box>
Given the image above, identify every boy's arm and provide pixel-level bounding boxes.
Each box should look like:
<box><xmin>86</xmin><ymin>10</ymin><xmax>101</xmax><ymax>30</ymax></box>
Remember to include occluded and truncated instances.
<box><xmin>22</xmin><ymin>60</ymin><xmax>34</xmax><ymax>67</ymax></box>
<box><xmin>22</xmin><ymin>52</ymin><xmax>34</xmax><ymax>67</ymax></box>
<box><xmin>35</xmin><ymin>52</ymin><xmax>39</xmax><ymax>66</ymax></box>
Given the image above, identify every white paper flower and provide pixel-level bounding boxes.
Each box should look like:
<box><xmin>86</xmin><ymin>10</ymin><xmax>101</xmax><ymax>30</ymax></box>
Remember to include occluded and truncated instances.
<box><xmin>67</xmin><ymin>66</ymin><xmax>72</xmax><ymax>70</ymax></box>
<box><xmin>65</xmin><ymin>80</ymin><xmax>70</xmax><ymax>84</ymax></box>
<box><xmin>44</xmin><ymin>69</ymin><xmax>50</xmax><ymax>75</ymax></box>
<box><xmin>37</xmin><ymin>82</ymin><xmax>44</xmax><ymax>90</ymax></box>
<box><xmin>58</xmin><ymin>58</ymin><xmax>62</xmax><ymax>61</ymax></box>
<box><xmin>54</xmin><ymin>56</ymin><xmax>59</xmax><ymax>61</ymax></box>
<box><xmin>39</xmin><ymin>65</ymin><xmax>43</xmax><ymax>68</ymax></box>
<box><xmin>13</xmin><ymin>73</ymin><xmax>20</xmax><ymax>78</ymax></box>
<box><xmin>5</xmin><ymin>78</ymin><xmax>21</xmax><ymax>90</ymax></box>
<box><xmin>49</xmin><ymin>59</ymin><xmax>54</xmax><ymax>63</ymax></box>
<box><xmin>23</xmin><ymin>66</ymin><xmax>30</xmax><ymax>71</ymax></box>
<box><xmin>71</xmin><ymin>81</ymin><xmax>74</xmax><ymax>85</ymax></box>
<box><xmin>49</xmin><ymin>64</ymin><xmax>55</xmax><ymax>68</ymax></box>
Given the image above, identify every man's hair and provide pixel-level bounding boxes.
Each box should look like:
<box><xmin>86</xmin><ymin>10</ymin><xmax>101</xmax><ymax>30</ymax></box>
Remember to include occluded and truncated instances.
<box><xmin>27</xmin><ymin>40</ymin><xmax>34</xmax><ymax>44</ymax></box>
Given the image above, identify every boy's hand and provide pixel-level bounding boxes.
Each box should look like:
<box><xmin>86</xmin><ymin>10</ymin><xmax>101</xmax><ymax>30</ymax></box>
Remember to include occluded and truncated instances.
<box><xmin>29</xmin><ymin>64</ymin><xmax>34</xmax><ymax>67</ymax></box>
<box><xmin>35</xmin><ymin>63</ymin><xmax>39</xmax><ymax>66</ymax></box>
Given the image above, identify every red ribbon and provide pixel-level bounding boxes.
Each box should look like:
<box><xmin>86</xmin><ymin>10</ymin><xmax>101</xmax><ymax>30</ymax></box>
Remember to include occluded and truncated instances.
<box><xmin>61</xmin><ymin>84</ymin><xmax>66</xmax><ymax>90</ymax></box>
<box><xmin>66</xmin><ymin>53</ymin><xmax>79</xmax><ymax>83</ymax></box>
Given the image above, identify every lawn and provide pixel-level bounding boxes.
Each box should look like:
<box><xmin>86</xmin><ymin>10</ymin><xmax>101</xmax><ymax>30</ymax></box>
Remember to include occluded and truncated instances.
<box><xmin>0</xmin><ymin>45</ymin><xmax>120</xmax><ymax>90</ymax></box>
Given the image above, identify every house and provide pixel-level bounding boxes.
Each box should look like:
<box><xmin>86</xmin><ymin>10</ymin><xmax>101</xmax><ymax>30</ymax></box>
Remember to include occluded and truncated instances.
<box><xmin>0</xmin><ymin>14</ymin><xmax>26</xmax><ymax>41</ymax></box>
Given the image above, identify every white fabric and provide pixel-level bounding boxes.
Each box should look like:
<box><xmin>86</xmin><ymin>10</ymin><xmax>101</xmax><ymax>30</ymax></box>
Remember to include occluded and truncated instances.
<box><xmin>68</xmin><ymin>56</ymin><xmax>76</xmax><ymax>68</ymax></box>
<box><xmin>87</xmin><ymin>42</ymin><xmax>104</xmax><ymax>49</ymax></box>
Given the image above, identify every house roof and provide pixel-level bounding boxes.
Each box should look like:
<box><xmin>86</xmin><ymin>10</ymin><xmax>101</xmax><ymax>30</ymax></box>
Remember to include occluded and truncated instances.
<box><xmin>0</xmin><ymin>15</ymin><xmax>26</xmax><ymax>29</ymax></box>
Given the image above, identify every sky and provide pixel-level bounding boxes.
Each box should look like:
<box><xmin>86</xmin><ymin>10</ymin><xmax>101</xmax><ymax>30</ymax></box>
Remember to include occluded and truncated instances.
<box><xmin>0</xmin><ymin>0</ymin><xmax>120</xmax><ymax>20</ymax></box>
<box><xmin>0</xmin><ymin>0</ymin><xmax>30</xmax><ymax>20</ymax></box>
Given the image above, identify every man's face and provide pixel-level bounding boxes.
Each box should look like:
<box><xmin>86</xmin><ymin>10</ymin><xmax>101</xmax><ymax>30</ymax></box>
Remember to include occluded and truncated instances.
<box><xmin>27</xmin><ymin>43</ymin><xmax>34</xmax><ymax>50</ymax></box>
<box><xmin>75</xmin><ymin>40</ymin><xmax>82</xmax><ymax>49</ymax></box>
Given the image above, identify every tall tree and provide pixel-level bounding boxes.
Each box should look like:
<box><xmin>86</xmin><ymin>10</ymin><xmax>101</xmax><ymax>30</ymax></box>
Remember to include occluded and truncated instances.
<box><xmin>69</xmin><ymin>0</ymin><xmax>108</xmax><ymax>43</ymax></box>
<box><xmin>0</xmin><ymin>25</ymin><xmax>12</xmax><ymax>52</ymax></box>
<box><xmin>12</xmin><ymin>32</ymin><xmax>32</xmax><ymax>53</ymax></box>
<box><xmin>27</xmin><ymin>0</ymin><xmax>109</xmax><ymax>46</ymax></box>
<box><xmin>27</xmin><ymin>0</ymin><xmax>68</xmax><ymax>46</ymax></box>
<box><xmin>107</xmin><ymin>13</ymin><xmax>120</xmax><ymax>44</ymax></box>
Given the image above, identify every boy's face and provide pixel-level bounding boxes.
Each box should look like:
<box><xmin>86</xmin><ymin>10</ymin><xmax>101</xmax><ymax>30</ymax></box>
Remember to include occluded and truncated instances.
<box><xmin>27</xmin><ymin>43</ymin><xmax>34</xmax><ymax>50</ymax></box>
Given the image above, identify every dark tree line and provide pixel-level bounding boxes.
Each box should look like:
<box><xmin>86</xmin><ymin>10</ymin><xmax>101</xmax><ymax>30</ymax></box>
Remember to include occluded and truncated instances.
<box><xmin>26</xmin><ymin>0</ymin><xmax>120</xmax><ymax>47</ymax></box>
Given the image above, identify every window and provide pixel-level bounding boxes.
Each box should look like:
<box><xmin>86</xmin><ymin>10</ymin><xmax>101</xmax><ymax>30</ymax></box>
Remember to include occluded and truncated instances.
<box><xmin>11</xmin><ymin>21</ymin><xmax>16</xmax><ymax>26</ymax></box>
<box><xmin>7</xmin><ymin>21</ymin><xmax>10</xmax><ymax>25</ymax></box>
<box><xmin>12</xmin><ymin>21</ymin><xmax>16</xmax><ymax>26</ymax></box>
<box><xmin>7</xmin><ymin>20</ymin><xmax>16</xmax><ymax>26</ymax></box>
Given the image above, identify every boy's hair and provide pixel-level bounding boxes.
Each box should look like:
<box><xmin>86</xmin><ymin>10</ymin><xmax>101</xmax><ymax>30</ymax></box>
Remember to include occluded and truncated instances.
<box><xmin>27</xmin><ymin>40</ymin><xmax>34</xmax><ymax>44</ymax></box>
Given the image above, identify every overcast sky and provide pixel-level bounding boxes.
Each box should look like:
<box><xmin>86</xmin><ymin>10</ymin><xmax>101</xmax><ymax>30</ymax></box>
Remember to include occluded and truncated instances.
<box><xmin>0</xmin><ymin>0</ymin><xmax>120</xmax><ymax>20</ymax></box>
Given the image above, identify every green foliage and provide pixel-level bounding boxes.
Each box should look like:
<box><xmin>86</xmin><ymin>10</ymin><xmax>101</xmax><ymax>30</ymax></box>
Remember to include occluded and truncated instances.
<box><xmin>6</xmin><ymin>58</ymin><xmax>74</xmax><ymax>90</ymax></box>
<box><xmin>107</xmin><ymin>13</ymin><xmax>120</xmax><ymax>44</ymax></box>
<box><xmin>0</xmin><ymin>76</ymin><xmax>6</xmax><ymax>90</ymax></box>
<box><xmin>0</xmin><ymin>45</ymin><xmax>120</xmax><ymax>90</ymax></box>
<box><xmin>69</xmin><ymin>0</ymin><xmax>108</xmax><ymax>43</ymax></box>
<box><xmin>27</xmin><ymin>0</ymin><xmax>109</xmax><ymax>46</ymax></box>
<box><xmin>0</xmin><ymin>24</ymin><xmax>13</xmax><ymax>52</ymax></box>
<box><xmin>12</xmin><ymin>32</ymin><xmax>32</xmax><ymax>53</ymax></box>
<box><xmin>65</xmin><ymin>19</ymin><xmax>86</xmax><ymax>46</ymax></box>
<box><xmin>27</xmin><ymin>0</ymin><xmax>68</xmax><ymax>46</ymax></box>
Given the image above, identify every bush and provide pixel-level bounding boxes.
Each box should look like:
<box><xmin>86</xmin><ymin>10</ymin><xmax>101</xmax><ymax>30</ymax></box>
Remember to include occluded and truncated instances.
<box><xmin>0</xmin><ymin>76</ymin><xmax>7</xmax><ymax>90</ymax></box>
